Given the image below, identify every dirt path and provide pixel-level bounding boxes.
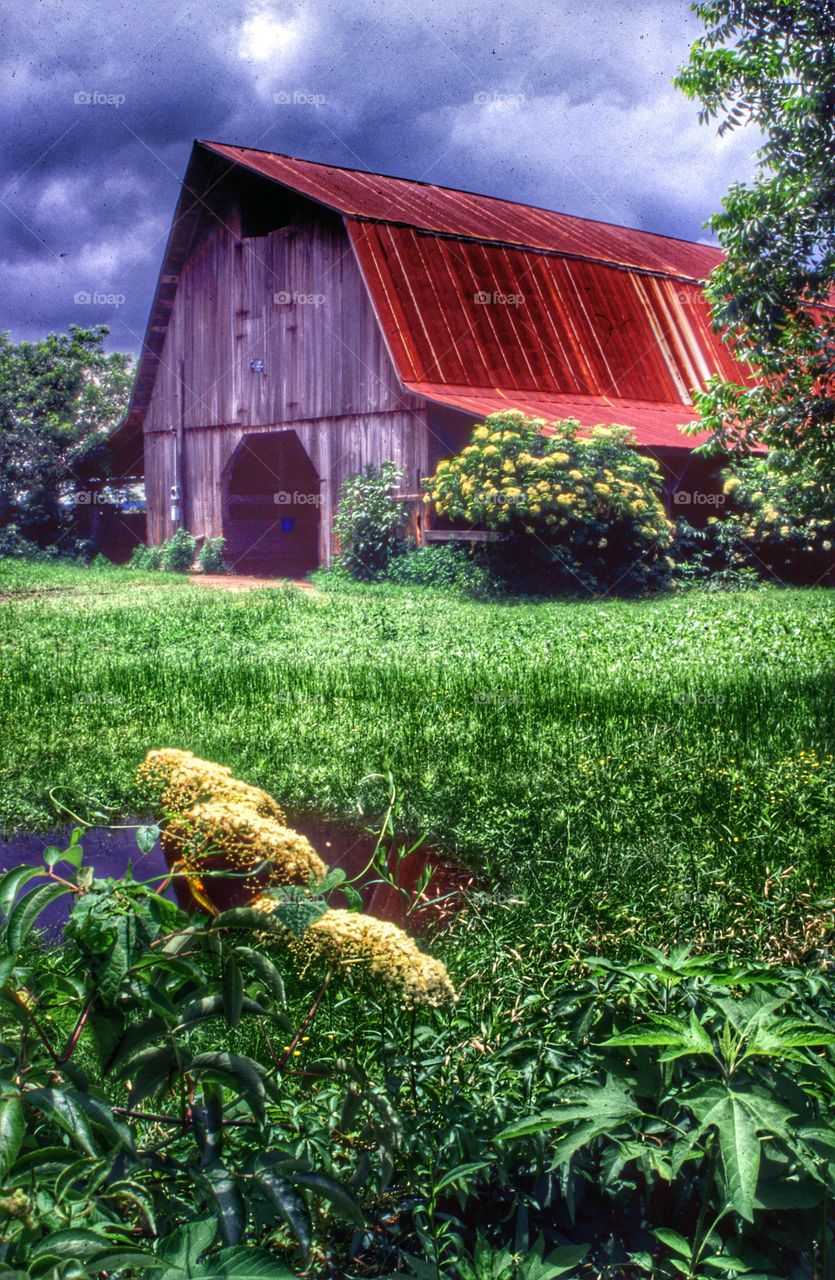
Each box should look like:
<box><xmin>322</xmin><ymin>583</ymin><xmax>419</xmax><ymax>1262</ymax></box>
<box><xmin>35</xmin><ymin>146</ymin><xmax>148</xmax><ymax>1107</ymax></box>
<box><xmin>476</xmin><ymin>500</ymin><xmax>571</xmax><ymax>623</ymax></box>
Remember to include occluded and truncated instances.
<box><xmin>188</xmin><ymin>574</ymin><xmax>318</xmax><ymax>593</ymax></box>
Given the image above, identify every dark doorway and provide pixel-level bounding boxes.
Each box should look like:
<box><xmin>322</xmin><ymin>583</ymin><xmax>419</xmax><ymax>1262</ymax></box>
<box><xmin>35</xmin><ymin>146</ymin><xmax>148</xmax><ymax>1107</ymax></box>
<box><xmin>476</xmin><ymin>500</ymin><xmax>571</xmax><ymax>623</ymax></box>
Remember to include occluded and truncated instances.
<box><xmin>222</xmin><ymin>431</ymin><xmax>320</xmax><ymax>577</ymax></box>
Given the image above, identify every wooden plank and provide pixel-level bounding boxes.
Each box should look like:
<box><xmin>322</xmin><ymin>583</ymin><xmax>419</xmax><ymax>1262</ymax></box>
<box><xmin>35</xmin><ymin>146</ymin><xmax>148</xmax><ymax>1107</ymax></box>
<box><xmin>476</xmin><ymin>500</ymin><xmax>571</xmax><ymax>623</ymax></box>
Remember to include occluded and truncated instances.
<box><xmin>423</xmin><ymin>529</ymin><xmax>508</xmax><ymax>543</ymax></box>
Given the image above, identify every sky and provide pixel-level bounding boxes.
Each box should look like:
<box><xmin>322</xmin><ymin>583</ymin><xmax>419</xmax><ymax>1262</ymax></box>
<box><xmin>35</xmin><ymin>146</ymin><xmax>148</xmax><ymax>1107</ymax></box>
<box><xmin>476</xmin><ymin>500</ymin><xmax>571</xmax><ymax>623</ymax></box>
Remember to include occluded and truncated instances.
<box><xmin>1</xmin><ymin>0</ymin><xmax>761</xmax><ymax>354</ymax></box>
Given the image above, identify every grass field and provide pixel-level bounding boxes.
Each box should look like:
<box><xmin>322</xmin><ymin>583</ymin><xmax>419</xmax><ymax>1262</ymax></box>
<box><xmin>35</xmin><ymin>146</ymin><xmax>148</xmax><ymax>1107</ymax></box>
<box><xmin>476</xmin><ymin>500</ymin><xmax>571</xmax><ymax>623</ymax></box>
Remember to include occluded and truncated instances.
<box><xmin>2</xmin><ymin>560</ymin><xmax>834</xmax><ymax>925</ymax></box>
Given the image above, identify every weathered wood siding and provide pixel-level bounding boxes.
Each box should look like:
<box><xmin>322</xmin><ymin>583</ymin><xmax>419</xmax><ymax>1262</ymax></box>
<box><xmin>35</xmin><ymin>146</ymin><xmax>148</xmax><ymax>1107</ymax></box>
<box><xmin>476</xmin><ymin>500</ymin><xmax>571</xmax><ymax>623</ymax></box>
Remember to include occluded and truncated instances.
<box><xmin>143</xmin><ymin>200</ymin><xmax>428</xmax><ymax>559</ymax></box>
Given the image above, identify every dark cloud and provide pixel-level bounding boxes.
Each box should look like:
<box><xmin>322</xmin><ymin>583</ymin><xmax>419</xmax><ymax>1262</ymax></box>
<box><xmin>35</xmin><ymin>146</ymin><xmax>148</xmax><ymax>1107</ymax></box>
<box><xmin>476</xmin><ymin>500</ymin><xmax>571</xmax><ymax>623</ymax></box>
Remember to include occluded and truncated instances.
<box><xmin>1</xmin><ymin>0</ymin><xmax>759</xmax><ymax>352</ymax></box>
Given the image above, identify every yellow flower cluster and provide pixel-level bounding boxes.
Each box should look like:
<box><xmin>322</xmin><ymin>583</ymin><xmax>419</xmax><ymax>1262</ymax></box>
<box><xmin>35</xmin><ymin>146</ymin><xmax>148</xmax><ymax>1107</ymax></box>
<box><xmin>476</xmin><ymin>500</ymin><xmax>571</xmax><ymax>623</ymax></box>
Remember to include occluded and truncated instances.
<box><xmin>252</xmin><ymin>899</ymin><xmax>455</xmax><ymax>1008</ymax></box>
<box><xmin>163</xmin><ymin>800</ymin><xmax>326</xmax><ymax>893</ymax></box>
<box><xmin>423</xmin><ymin>413</ymin><xmax>671</xmax><ymax>559</ymax></box>
<box><xmin>138</xmin><ymin>749</ymin><xmax>285</xmax><ymax>822</ymax></box>
<box><xmin>138</xmin><ymin>750</ymin><xmax>455</xmax><ymax>1009</ymax></box>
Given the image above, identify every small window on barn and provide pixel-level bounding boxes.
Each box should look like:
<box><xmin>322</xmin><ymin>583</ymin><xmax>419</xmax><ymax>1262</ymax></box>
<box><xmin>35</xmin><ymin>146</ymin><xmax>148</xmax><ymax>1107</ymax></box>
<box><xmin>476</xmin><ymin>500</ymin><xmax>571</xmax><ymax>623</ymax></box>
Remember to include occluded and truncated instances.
<box><xmin>239</xmin><ymin>173</ymin><xmax>299</xmax><ymax>238</ymax></box>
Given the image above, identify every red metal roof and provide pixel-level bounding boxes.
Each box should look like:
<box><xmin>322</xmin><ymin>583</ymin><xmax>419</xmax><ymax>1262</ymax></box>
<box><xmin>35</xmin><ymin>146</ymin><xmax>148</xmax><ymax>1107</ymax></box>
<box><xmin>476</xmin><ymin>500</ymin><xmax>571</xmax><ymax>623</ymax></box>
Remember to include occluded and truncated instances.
<box><xmin>406</xmin><ymin>386</ymin><xmax>710</xmax><ymax>451</ymax></box>
<box><xmin>348</xmin><ymin>222</ymin><xmax>740</xmax><ymax>403</ymax></box>
<box><xmin>201</xmin><ymin>141</ymin><xmax>724</xmax><ymax>281</ymax></box>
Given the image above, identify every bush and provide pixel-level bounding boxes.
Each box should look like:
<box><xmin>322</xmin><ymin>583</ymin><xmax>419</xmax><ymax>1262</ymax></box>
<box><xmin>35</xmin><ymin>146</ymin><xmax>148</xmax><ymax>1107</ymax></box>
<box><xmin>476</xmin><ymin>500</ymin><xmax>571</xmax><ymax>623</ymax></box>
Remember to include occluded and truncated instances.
<box><xmin>718</xmin><ymin>454</ymin><xmax>835</xmax><ymax>583</ymax></box>
<box><xmin>425</xmin><ymin>412</ymin><xmax>673</xmax><ymax>593</ymax></box>
<box><xmin>127</xmin><ymin>543</ymin><xmax>163</xmax><ymax>571</ymax></box>
<box><xmin>160</xmin><ymin>527</ymin><xmax>197</xmax><ymax>573</ymax></box>
<box><xmin>0</xmin><ymin>524</ymin><xmax>41</xmax><ymax>560</ymax></box>
<box><xmin>333</xmin><ymin>462</ymin><xmax>406</xmax><ymax>580</ymax></box>
<box><xmin>198</xmin><ymin>535</ymin><xmax>227</xmax><ymax>574</ymax></box>
<box><xmin>387</xmin><ymin>541</ymin><xmax>502</xmax><ymax>597</ymax></box>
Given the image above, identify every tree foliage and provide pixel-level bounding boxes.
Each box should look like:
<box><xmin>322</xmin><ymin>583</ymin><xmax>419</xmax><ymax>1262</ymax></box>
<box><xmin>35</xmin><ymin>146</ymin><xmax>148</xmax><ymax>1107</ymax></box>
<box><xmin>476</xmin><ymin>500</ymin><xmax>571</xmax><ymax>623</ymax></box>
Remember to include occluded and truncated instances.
<box><xmin>0</xmin><ymin>326</ymin><xmax>133</xmax><ymax>545</ymax></box>
<box><xmin>676</xmin><ymin>1</ymin><xmax>835</xmax><ymax>471</ymax></box>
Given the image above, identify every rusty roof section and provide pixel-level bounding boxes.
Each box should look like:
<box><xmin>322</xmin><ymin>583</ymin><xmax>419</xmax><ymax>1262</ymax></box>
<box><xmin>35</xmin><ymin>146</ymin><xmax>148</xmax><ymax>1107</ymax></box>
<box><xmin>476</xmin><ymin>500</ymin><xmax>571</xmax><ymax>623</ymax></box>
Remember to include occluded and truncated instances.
<box><xmin>202</xmin><ymin>140</ymin><xmax>723</xmax><ymax>281</ymax></box>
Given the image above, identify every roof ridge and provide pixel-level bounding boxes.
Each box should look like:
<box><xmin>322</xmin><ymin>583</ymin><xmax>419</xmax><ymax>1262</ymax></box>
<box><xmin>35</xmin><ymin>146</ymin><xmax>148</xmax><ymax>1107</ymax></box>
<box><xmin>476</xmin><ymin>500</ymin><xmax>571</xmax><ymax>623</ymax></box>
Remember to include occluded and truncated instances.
<box><xmin>198</xmin><ymin>138</ymin><xmax>721</xmax><ymax>256</ymax></box>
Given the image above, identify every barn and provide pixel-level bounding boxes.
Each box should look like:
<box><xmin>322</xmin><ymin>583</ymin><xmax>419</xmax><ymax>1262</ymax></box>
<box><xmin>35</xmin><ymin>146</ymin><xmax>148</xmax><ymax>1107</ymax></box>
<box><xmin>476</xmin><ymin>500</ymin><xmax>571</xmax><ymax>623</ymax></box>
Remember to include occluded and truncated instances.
<box><xmin>111</xmin><ymin>139</ymin><xmax>743</xmax><ymax>575</ymax></box>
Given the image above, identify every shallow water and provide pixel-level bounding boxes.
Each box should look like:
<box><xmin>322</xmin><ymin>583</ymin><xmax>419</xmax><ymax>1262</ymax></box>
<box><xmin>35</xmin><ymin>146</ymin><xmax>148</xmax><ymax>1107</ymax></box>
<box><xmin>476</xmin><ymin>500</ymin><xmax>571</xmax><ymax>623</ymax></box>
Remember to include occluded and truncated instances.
<box><xmin>0</xmin><ymin>812</ymin><xmax>474</xmax><ymax>934</ymax></box>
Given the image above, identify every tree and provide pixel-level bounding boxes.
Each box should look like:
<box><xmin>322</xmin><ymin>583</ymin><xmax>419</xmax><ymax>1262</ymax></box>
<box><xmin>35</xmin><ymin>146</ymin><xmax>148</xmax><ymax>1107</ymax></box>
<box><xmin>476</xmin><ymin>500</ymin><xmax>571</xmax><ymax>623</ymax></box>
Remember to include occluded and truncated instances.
<box><xmin>0</xmin><ymin>325</ymin><xmax>133</xmax><ymax>546</ymax></box>
<box><xmin>676</xmin><ymin>1</ymin><xmax>835</xmax><ymax>473</ymax></box>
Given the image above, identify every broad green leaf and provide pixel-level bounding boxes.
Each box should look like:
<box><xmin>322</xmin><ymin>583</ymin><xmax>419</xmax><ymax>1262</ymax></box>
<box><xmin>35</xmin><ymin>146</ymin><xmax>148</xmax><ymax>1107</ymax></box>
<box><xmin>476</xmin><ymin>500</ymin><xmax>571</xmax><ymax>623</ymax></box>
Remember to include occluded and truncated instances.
<box><xmin>202</xmin><ymin>1246</ymin><xmax>295</xmax><ymax>1277</ymax></box>
<box><xmin>222</xmin><ymin>956</ymin><xmax>244</xmax><ymax>1028</ymax></box>
<box><xmin>136</xmin><ymin>824</ymin><xmax>161</xmax><ymax>855</ymax></box>
<box><xmin>156</xmin><ymin>1216</ymin><xmax>218</xmax><ymax>1272</ymax></box>
<box><xmin>715</xmin><ymin>1095</ymin><xmax>761</xmax><ymax>1222</ymax></box>
<box><xmin>292</xmin><ymin>1170</ymin><xmax>364</xmax><ymax>1227</ymax></box>
<box><xmin>273</xmin><ymin>897</ymin><xmax>327</xmax><ymax>939</ymax></box>
<box><xmin>252</xmin><ymin>1167</ymin><xmax>310</xmax><ymax>1258</ymax></box>
<box><xmin>0</xmin><ymin>1095</ymin><xmax>24</xmax><ymax>1177</ymax></box>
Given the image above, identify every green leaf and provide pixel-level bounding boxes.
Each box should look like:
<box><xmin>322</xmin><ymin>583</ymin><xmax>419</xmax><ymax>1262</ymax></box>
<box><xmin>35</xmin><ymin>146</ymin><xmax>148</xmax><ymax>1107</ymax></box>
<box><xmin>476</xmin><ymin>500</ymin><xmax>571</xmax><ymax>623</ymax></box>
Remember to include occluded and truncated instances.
<box><xmin>24</xmin><ymin>1087</ymin><xmax>97</xmax><ymax>1157</ymax></box>
<box><xmin>433</xmin><ymin>1160</ymin><xmax>493</xmax><ymax>1194</ymax></box>
<box><xmin>654</xmin><ymin>1229</ymin><xmax>692</xmax><ymax>1258</ymax></box>
<box><xmin>211</xmin><ymin>908</ymin><xmax>287</xmax><ymax>933</ymax></box>
<box><xmin>0</xmin><ymin>1095</ymin><xmax>24</xmax><ymax>1178</ymax></box>
<box><xmin>190</xmin><ymin>1052</ymin><xmax>267</xmax><ymax>1122</ymax></box>
<box><xmin>222</xmin><ymin>956</ymin><xmax>244</xmax><ymax>1028</ymax></box>
<box><xmin>6</xmin><ymin>883</ymin><xmax>71</xmax><ymax>951</ymax></box>
<box><xmin>201</xmin><ymin>1246</ymin><xmax>295</xmax><ymax>1278</ymax></box>
<box><xmin>203</xmin><ymin>1163</ymin><xmax>246</xmax><ymax>1248</ymax></box>
<box><xmin>0</xmin><ymin>866</ymin><xmax>45</xmax><ymax>922</ymax></box>
<box><xmin>292</xmin><ymin>1170</ymin><xmax>364</xmax><ymax>1227</ymax></box>
<box><xmin>273</xmin><ymin>897</ymin><xmax>327</xmax><ymax>939</ymax></box>
<box><xmin>235</xmin><ymin>948</ymin><xmax>286</xmax><ymax>1005</ymax></box>
<box><xmin>156</xmin><ymin>1216</ymin><xmax>218</xmax><ymax>1273</ymax></box>
<box><xmin>136</xmin><ymin>824</ymin><xmax>161</xmax><ymax>855</ymax></box>
<box><xmin>252</xmin><ymin>1166</ymin><xmax>311</xmax><ymax>1258</ymax></box>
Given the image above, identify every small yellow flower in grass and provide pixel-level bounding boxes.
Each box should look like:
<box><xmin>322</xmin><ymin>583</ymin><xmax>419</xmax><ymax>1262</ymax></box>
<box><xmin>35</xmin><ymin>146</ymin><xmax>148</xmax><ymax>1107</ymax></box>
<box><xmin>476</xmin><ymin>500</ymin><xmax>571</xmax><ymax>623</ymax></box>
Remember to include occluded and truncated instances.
<box><xmin>568</xmin><ymin>469</ymin><xmax>583</xmax><ymax>481</ymax></box>
<box><xmin>556</xmin><ymin>493</ymin><xmax>574</xmax><ymax>506</ymax></box>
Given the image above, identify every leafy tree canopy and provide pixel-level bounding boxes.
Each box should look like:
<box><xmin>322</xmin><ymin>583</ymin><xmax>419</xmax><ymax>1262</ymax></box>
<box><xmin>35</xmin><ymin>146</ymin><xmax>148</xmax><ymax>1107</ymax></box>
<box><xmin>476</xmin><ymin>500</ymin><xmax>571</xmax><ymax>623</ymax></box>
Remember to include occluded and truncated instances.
<box><xmin>676</xmin><ymin>1</ymin><xmax>835</xmax><ymax>473</ymax></box>
<box><xmin>0</xmin><ymin>325</ymin><xmax>133</xmax><ymax>544</ymax></box>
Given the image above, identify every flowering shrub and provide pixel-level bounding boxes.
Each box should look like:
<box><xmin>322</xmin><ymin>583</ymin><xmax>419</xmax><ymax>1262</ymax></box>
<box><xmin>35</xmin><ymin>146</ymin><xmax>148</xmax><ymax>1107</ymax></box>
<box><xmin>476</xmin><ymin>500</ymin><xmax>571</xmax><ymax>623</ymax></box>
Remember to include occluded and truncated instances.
<box><xmin>425</xmin><ymin>412</ymin><xmax>673</xmax><ymax>591</ymax></box>
<box><xmin>139</xmin><ymin>748</ymin><xmax>454</xmax><ymax>1010</ymax></box>
<box><xmin>717</xmin><ymin>455</ymin><xmax>835</xmax><ymax>583</ymax></box>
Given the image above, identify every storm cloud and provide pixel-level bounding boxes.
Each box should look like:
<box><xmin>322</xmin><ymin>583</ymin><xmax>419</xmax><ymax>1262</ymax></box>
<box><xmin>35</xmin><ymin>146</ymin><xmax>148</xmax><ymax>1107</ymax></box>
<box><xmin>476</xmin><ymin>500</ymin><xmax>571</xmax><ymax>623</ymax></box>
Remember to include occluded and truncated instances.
<box><xmin>1</xmin><ymin>0</ymin><xmax>760</xmax><ymax>352</ymax></box>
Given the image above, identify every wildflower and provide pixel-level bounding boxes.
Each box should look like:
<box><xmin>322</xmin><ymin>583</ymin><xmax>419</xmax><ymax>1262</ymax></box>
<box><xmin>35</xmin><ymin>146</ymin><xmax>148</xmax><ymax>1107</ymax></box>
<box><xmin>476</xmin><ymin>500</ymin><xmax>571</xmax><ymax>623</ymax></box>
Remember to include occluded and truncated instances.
<box><xmin>556</xmin><ymin>493</ymin><xmax>574</xmax><ymax>506</ymax></box>
<box><xmin>162</xmin><ymin>801</ymin><xmax>326</xmax><ymax>891</ymax></box>
<box><xmin>252</xmin><ymin>901</ymin><xmax>455</xmax><ymax>1009</ymax></box>
<box><xmin>138</xmin><ymin>750</ymin><xmax>285</xmax><ymax>823</ymax></box>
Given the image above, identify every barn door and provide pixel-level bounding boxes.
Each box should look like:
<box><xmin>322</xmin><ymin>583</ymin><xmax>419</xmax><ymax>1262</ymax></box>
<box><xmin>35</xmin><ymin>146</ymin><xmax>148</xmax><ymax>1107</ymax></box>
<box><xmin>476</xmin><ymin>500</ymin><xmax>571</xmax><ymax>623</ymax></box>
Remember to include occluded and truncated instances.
<box><xmin>222</xmin><ymin>431</ymin><xmax>320</xmax><ymax>577</ymax></box>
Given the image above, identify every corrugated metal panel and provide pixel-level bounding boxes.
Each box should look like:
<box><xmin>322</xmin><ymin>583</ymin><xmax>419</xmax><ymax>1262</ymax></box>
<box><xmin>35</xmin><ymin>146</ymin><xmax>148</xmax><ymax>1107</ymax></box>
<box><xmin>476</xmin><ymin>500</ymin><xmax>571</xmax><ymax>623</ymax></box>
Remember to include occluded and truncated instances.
<box><xmin>201</xmin><ymin>141</ymin><xmax>723</xmax><ymax>280</ymax></box>
<box><xmin>409</xmin><ymin>385</ymin><xmax>708</xmax><ymax>451</ymax></box>
<box><xmin>347</xmin><ymin>222</ymin><xmax>742</xmax><ymax>420</ymax></box>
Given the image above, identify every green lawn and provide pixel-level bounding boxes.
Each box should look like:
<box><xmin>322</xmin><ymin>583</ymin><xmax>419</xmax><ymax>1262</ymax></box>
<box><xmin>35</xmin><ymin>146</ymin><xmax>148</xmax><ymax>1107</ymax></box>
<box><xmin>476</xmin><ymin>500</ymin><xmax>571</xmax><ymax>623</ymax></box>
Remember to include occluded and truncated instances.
<box><xmin>2</xmin><ymin>561</ymin><xmax>834</xmax><ymax>920</ymax></box>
